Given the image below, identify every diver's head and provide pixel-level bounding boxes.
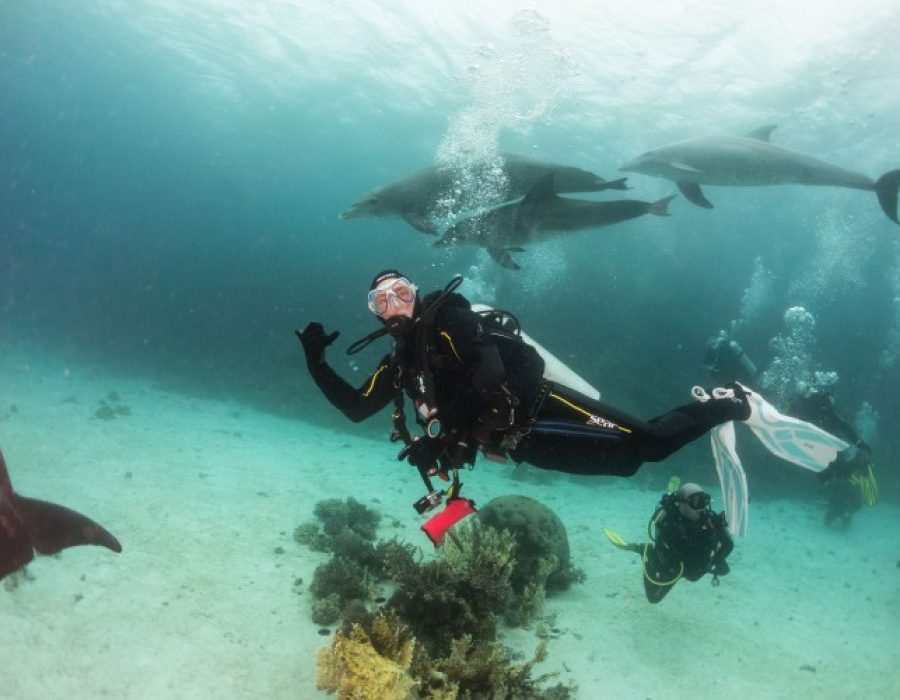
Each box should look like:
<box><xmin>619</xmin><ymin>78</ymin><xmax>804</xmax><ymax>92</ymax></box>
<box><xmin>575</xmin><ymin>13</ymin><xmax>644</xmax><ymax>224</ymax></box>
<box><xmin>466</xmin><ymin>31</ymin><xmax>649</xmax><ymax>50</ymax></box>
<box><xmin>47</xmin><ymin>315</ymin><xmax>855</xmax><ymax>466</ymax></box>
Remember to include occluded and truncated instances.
<box><xmin>368</xmin><ymin>269</ymin><xmax>418</xmax><ymax>336</ymax></box>
<box><xmin>675</xmin><ymin>483</ymin><xmax>711</xmax><ymax>521</ymax></box>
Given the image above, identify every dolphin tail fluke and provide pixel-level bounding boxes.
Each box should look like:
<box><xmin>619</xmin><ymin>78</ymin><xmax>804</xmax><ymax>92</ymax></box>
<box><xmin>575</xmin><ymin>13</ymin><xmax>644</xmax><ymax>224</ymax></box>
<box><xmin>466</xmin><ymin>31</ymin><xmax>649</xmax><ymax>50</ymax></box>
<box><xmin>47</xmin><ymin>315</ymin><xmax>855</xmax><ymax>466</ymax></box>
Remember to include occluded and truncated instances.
<box><xmin>874</xmin><ymin>169</ymin><xmax>900</xmax><ymax>224</ymax></box>
<box><xmin>0</xmin><ymin>448</ymin><xmax>121</xmax><ymax>581</ymax></box>
<box><xmin>677</xmin><ymin>182</ymin><xmax>714</xmax><ymax>209</ymax></box>
<box><xmin>17</xmin><ymin>496</ymin><xmax>123</xmax><ymax>556</ymax></box>
<box><xmin>649</xmin><ymin>194</ymin><xmax>677</xmax><ymax>217</ymax></box>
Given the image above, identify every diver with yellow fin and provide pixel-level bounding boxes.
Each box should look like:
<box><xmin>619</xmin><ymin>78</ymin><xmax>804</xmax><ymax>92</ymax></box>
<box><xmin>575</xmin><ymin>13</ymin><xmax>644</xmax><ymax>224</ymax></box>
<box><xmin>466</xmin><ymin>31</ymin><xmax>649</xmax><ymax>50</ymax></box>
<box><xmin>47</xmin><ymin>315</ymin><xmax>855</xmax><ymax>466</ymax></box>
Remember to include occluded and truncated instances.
<box><xmin>604</xmin><ymin>480</ymin><xmax>733</xmax><ymax>603</ymax></box>
<box><xmin>789</xmin><ymin>388</ymin><xmax>879</xmax><ymax>526</ymax></box>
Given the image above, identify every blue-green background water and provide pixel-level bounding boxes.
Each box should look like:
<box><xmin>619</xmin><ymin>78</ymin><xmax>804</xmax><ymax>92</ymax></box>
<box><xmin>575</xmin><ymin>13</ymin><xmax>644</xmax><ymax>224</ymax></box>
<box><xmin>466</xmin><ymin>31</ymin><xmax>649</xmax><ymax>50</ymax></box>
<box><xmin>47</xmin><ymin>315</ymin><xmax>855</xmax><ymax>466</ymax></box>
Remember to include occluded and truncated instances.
<box><xmin>2</xmin><ymin>0</ymin><xmax>899</xmax><ymax>501</ymax></box>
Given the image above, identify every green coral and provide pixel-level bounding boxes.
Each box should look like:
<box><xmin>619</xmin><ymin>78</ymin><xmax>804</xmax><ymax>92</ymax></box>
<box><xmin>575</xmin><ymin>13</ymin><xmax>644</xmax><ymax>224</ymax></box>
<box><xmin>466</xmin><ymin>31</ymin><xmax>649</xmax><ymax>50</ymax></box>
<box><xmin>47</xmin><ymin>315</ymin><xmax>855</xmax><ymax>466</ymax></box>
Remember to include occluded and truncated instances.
<box><xmin>442</xmin><ymin>519</ymin><xmax>516</xmax><ymax>607</ymax></box>
<box><xmin>313</xmin><ymin>497</ymin><xmax>381</xmax><ymax>541</ymax></box>
<box><xmin>477</xmin><ymin>495</ymin><xmax>585</xmax><ymax>624</ymax></box>
<box><xmin>385</xmin><ymin>520</ymin><xmax>520</xmax><ymax>658</ymax></box>
<box><xmin>293</xmin><ymin>522</ymin><xmax>330</xmax><ymax>552</ymax></box>
<box><xmin>309</xmin><ymin>556</ymin><xmax>371</xmax><ymax>607</ymax></box>
<box><xmin>311</xmin><ymin>593</ymin><xmax>342</xmax><ymax>626</ymax></box>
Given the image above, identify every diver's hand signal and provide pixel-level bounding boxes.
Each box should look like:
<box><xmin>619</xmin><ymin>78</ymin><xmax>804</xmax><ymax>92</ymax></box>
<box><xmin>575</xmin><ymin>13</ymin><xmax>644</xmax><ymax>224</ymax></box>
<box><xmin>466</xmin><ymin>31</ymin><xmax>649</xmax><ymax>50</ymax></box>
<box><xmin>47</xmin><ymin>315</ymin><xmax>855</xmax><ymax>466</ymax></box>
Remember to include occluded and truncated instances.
<box><xmin>296</xmin><ymin>322</ymin><xmax>340</xmax><ymax>365</ymax></box>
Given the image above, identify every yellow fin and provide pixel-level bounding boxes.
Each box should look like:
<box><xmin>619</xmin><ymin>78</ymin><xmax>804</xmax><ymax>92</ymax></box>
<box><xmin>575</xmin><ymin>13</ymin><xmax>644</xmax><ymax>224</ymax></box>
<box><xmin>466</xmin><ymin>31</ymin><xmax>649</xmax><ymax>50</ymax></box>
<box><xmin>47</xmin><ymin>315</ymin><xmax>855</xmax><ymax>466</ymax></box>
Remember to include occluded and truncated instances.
<box><xmin>602</xmin><ymin>527</ymin><xmax>631</xmax><ymax>550</ymax></box>
<box><xmin>666</xmin><ymin>475</ymin><xmax>681</xmax><ymax>494</ymax></box>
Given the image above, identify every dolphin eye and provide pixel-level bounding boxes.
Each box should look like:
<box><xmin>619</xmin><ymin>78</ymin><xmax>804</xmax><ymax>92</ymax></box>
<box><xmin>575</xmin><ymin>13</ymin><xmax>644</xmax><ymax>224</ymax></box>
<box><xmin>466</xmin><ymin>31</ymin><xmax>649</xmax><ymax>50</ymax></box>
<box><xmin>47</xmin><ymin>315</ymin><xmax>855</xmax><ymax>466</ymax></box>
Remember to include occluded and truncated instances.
<box><xmin>368</xmin><ymin>196</ymin><xmax>379</xmax><ymax>204</ymax></box>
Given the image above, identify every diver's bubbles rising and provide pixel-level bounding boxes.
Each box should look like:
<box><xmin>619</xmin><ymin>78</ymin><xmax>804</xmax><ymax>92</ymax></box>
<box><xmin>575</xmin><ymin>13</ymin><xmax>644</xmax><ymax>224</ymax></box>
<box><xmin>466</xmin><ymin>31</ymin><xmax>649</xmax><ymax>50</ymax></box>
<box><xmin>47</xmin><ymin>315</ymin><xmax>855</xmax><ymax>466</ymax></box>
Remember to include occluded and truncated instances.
<box><xmin>759</xmin><ymin>306</ymin><xmax>838</xmax><ymax>407</ymax></box>
<box><xmin>734</xmin><ymin>256</ymin><xmax>776</xmax><ymax>333</ymax></box>
<box><xmin>854</xmin><ymin>401</ymin><xmax>879</xmax><ymax>448</ymax></box>
<box><xmin>787</xmin><ymin>208</ymin><xmax>873</xmax><ymax>307</ymax></box>
<box><xmin>458</xmin><ymin>259</ymin><xmax>499</xmax><ymax>306</ymax></box>
<box><xmin>431</xmin><ymin>9</ymin><xmax>577</xmax><ymax>228</ymax></box>
<box><xmin>879</xmin><ymin>240</ymin><xmax>900</xmax><ymax>370</ymax></box>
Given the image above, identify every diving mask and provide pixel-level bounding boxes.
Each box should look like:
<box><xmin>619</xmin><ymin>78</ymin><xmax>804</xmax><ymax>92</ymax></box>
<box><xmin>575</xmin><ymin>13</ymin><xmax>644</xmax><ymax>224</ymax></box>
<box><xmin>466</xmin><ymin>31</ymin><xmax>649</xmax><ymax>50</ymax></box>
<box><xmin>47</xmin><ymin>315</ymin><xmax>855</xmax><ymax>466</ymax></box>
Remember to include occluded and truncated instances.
<box><xmin>684</xmin><ymin>492</ymin><xmax>711</xmax><ymax>510</ymax></box>
<box><xmin>367</xmin><ymin>277</ymin><xmax>417</xmax><ymax>316</ymax></box>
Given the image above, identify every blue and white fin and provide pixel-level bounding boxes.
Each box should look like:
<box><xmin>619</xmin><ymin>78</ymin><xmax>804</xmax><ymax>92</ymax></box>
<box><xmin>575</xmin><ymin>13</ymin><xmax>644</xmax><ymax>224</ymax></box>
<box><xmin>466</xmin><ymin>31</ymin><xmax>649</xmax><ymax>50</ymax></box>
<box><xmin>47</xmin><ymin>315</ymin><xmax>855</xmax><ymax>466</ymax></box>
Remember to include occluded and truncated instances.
<box><xmin>741</xmin><ymin>384</ymin><xmax>849</xmax><ymax>472</ymax></box>
<box><xmin>710</xmin><ymin>421</ymin><xmax>749</xmax><ymax>537</ymax></box>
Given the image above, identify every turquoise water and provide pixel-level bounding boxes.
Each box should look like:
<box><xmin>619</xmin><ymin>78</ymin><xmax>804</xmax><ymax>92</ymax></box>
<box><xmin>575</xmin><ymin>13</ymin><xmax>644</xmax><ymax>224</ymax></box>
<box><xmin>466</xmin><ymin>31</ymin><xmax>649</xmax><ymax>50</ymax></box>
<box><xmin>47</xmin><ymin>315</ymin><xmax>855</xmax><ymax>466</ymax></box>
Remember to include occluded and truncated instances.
<box><xmin>2</xmin><ymin>2</ymin><xmax>899</xmax><ymax>697</ymax></box>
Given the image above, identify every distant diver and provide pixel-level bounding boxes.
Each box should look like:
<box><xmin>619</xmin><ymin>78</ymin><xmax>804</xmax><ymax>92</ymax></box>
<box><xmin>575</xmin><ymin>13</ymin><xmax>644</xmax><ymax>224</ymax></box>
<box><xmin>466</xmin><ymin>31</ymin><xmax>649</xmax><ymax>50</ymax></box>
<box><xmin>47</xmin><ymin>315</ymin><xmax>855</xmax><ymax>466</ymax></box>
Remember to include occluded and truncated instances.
<box><xmin>295</xmin><ymin>271</ymin><xmax>845</xmax><ymax>544</ymax></box>
<box><xmin>340</xmin><ymin>153</ymin><xmax>628</xmax><ymax>234</ymax></box>
<box><xmin>0</xmin><ymin>448</ymin><xmax>122</xmax><ymax>581</ymax></box>
<box><xmin>704</xmin><ymin>329</ymin><xmax>757</xmax><ymax>387</ymax></box>
<box><xmin>621</xmin><ymin>125</ymin><xmax>900</xmax><ymax>224</ymax></box>
<box><xmin>789</xmin><ymin>389</ymin><xmax>879</xmax><ymax>526</ymax></box>
<box><xmin>604</xmin><ymin>481</ymin><xmax>733</xmax><ymax>603</ymax></box>
<box><xmin>434</xmin><ymin>174</ymin><xmax>675</xmax><ymax>269</ymax></box>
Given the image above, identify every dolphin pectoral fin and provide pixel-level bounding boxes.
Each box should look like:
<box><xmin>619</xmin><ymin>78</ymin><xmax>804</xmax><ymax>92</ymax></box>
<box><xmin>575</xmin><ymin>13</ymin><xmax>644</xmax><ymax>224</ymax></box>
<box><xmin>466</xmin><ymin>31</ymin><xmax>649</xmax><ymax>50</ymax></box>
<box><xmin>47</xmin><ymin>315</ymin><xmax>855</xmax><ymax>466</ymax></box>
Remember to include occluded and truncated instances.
<box><xmin>594</xmin><ymin>177</ymin><xmax>630</xmax><ymax>191</ymax></box>
<box><xmin>402</xmin><ymin>212</ymin><xmax>437</xmax><ymax>234</ymax></box>
<box><xmin>18</xmin><ymin>495</ymin><xmax>123</xmax><ymax>556</ymax></box>
<box><xmin>874</xmin><ymin>169</ymin><xmax>900</xmax><ymax>224</ymax></box>
<box><xmin>487</xmin><ymin>246</ymin><xmax>521</xmax><ymax>270</ymax></box>
<box><xmin>677</xmin><ymin>182</ymin><xmax>714</xmax><ymax>209</ymax></box>
<box><xmin>745</xmin><ymin>124</ymin><xmax>777</xmax><ymax>141</ymax></box>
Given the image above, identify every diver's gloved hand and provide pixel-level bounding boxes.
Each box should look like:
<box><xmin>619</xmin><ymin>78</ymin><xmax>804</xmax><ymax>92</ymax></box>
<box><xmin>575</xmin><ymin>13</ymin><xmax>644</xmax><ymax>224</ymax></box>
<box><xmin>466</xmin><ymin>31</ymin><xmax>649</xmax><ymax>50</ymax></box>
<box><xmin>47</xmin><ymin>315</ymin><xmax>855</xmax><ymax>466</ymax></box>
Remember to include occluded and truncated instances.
<box><xmin>399</xmin><ymin>435</ymin><xmax>447</xmax><ymax>471</ymax></box>
<box><xmin>296</xmin><ymin>322</ymin><xmax>339</xmax><ymax>366</ymax></box>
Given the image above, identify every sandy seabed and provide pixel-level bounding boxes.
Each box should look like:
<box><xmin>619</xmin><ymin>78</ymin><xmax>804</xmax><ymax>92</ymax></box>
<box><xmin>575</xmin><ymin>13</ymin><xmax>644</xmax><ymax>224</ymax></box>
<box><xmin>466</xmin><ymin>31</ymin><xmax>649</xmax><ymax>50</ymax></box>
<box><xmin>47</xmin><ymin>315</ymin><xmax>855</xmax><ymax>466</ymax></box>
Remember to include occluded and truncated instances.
<box><xmin>2</xmin><ymin>344</ymin><xmax>898</xmax><ymax>699</ymax></box>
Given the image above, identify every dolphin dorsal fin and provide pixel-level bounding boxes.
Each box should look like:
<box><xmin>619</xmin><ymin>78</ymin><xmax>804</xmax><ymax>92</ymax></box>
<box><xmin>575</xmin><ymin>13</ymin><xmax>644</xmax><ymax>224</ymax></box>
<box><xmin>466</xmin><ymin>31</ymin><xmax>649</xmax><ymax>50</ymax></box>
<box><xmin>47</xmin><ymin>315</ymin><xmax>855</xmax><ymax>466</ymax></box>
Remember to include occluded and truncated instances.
<box><xmin>522</xmin><ymin>173</ymin><xmax>558</xmax><ymax>206</ymax></box>
<box><xmin>745</xmin><ymin>124</ymin><xmax>777</xmax><ymax>141</ymax></box>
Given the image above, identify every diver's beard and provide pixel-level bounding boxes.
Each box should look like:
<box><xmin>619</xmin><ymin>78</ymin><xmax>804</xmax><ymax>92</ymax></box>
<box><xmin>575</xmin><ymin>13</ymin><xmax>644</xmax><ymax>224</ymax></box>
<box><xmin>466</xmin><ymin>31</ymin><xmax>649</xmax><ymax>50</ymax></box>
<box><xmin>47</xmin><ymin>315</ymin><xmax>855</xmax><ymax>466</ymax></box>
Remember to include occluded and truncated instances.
<box><xmin>384</xmin><ymin>314</ymin><xmax>415</xmax><ymax>337</ymax></box>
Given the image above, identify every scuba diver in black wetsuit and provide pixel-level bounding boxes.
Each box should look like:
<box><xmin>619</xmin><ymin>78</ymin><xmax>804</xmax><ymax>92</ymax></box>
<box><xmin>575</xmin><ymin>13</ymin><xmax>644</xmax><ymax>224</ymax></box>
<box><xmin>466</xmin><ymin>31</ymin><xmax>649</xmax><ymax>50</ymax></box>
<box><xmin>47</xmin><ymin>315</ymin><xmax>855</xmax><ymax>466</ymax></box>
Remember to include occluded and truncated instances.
<box><xmin>604</xmin><ymin>482</ymin><xmax>733</xmax><ymax>603</ymax></box>
<box><xmin>296</xmin><ymin>271</ymin><xmax>752</xmax><ymax>542</ymax></box>
<box><xmin>788</xmin><ymin>389</ymin><xmax>879</xmax><ymax>526</ymax></box>
<box><xmin>704</xmin><ymin>329</ymin><xmax>758</xmax><ymax>387</ymax></box>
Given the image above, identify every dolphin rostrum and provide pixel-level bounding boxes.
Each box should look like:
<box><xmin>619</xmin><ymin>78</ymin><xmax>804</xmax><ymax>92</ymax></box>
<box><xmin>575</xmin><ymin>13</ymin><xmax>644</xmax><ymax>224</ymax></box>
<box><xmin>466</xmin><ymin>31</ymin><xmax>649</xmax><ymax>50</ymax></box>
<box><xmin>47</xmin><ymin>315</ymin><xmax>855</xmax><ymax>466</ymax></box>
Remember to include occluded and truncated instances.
<box><xmin>621</xmin><ymin>125</ymin><xmax>900</xmax><ymax>224</ymax></box>
<box><xmin>434</xmin><ymin>174</ymin><xmax>675</xmax><ymax>269</ymax></box>
<box><xmin>341</xmin><ymin>153</ymin><xmax>628</xmax><ymax>234</ymax></box>
<box><xmin>0</xmin><ymin>447</ymin><xmax>122</xmax><ymax>581</ymax></box>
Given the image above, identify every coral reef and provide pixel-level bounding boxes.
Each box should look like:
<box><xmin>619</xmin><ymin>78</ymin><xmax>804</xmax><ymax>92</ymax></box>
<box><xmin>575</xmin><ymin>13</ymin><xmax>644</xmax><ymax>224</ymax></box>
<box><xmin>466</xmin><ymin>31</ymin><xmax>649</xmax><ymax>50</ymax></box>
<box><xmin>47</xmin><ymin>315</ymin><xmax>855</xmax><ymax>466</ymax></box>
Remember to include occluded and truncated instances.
<box><xmin>478</xmin><ymin>495</ymin><xmax>584</xmax><ymax>591</ymax></box>
<box><xmin>317</xmin><ymin>610</ymin><xmax>574</xmax><ymax>699</ymax></box>
<box><xmin>303</xmin><ymin>498</ymin><xmax>577</xmax><ymax>698</ymax></box>
<box><xmin>387</xmin><ymin>520</ymin><xmax>515</xmax><ymax>657</ymax></box>
<box><xmin>311</xmin><ymin>593</ymin><xmax>342</xmax><ymax>626</ymax></box>
<box><xmin>317</xmin><ymin>611</ymin><xmax>418</xmax><ymax>699</ymax></box>
<box><xmin>314</xmin><ymin>497</ymin><xmax>382</xmax><ymax>541</ymax></box>
<box><xmin>477</xmin><ymin>495</ymin><xmax>585</xmax><ymax>625</ymax></box>
<box><xmin>296</xmin><ymin>497</ymin><xmax>386</xmax><ymax>627</ymax></box>
<box><xmin>309</xmin><ymin>557</ymin><xmax>371</xmax><ymax>610</ymax></box>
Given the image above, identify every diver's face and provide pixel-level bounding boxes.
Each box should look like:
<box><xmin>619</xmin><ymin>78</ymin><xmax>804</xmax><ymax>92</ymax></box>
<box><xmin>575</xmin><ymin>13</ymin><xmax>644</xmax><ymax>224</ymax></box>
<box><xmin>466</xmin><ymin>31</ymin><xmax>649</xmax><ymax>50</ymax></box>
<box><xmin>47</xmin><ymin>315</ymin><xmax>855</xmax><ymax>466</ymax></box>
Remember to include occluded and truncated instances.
<box><xmin>367</xmin><ymin>276</ymin><xmax>417</xmax><ymax>336</ymax></box>
<box><xmin>381</xmin><ymin>288</ymin><xmax>415</xmax><ymax>322</ymax></box>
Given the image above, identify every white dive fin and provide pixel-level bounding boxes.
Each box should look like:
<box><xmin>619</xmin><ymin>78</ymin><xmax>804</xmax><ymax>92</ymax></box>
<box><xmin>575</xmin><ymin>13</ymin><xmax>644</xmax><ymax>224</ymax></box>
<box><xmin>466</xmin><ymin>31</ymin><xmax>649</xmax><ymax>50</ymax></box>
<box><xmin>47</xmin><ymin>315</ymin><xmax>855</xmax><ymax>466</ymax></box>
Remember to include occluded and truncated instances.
<box><xmin>710</xmin><ymin>421</ymin><xmax>749</xmax><ymax>537</ymax></box>
<box><xmin>742</xmin><ymin>386</ymin><xmax>849</xmax><ymax>472</ymax></box>
<box><xmin>471</xmin><ymin>303</ymin><xmax>601</xmax><ymax>400</ymax></box>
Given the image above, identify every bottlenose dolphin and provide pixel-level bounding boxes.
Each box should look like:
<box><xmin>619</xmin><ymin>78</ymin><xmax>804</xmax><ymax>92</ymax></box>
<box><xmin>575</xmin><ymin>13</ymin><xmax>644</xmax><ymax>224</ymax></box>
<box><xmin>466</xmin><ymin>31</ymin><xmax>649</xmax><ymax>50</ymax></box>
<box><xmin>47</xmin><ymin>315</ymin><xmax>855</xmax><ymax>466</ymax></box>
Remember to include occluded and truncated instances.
<box><xmin>341</xmin><ymin>153</ymin><xmax>629</xmax><ymax>234</ymax></box>
<box><xmin>435</xmin><ymin>175</ymin><xmax>675</xmax><ymax>269</ymax></box>
<box><xmin>621</xmin><ymin>125</ymin><xmax>900</xmax><ymax>224</ymax></box>
<box><xmin>0</xmin><ymin>448</ymin><xmax>121</xmax><ymax>580</ymax></box>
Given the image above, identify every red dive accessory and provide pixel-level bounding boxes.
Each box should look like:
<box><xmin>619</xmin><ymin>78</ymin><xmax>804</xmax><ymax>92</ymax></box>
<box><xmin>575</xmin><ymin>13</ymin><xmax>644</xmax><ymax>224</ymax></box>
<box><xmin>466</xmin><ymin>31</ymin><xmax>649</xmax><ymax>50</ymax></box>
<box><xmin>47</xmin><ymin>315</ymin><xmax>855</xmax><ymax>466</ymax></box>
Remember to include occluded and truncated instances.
<box><xmin>421</xmin><ymin>497</ymin><xmax>477</xmax><ymax>546</ymax></box>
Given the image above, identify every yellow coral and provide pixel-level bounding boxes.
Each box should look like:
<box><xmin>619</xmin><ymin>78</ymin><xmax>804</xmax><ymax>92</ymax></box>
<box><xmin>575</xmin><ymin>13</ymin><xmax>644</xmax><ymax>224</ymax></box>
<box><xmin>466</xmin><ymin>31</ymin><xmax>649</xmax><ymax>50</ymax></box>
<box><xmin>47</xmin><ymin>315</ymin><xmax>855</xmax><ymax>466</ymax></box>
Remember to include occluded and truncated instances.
<box><xmin>317</xmin><ymin>619</ymin><xmax>417</xmax><ymax>700</ymax></box>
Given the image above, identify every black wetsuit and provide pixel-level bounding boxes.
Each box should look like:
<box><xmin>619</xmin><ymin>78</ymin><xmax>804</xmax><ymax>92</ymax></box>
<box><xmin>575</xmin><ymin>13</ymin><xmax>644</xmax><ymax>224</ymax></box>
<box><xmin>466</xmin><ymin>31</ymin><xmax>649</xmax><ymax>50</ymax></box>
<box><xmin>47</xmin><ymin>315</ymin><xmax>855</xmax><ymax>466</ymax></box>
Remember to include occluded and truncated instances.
<box><xmin>304</xmin><ymin>293</ymin><xmax>748</xmax><ymax>477</ymax></box>
<box><xmin>640</xmin><ymin>495</ymin><xmax>733</xmax><ymax>603</ymax></box>
<box><xmin>789</xmin><ymin>392</ymin><xmax>871</xmax><ymax>525</ymax></box>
